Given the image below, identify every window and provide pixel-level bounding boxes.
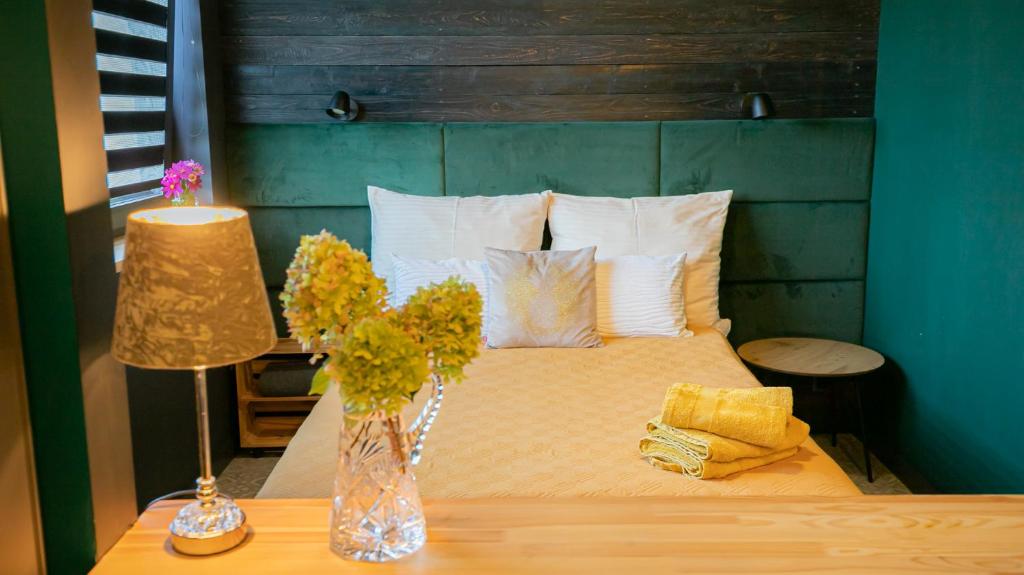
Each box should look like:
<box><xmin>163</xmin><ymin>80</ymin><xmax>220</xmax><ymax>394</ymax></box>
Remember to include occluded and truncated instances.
<box><xmin>92</xmin><ymin>0</ymin><xmax>171</xmax><ymax>234</ymax></box>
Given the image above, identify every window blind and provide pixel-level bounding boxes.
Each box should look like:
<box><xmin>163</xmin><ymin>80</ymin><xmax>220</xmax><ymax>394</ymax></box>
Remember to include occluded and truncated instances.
<box><xmin>92</xmin><ymin>0</ymin><xmax>170</xmax><ymax>209</ymax></box>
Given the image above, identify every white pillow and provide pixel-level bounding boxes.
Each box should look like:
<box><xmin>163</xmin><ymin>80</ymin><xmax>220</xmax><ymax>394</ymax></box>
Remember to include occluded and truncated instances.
<box><xmin>392</xmin><ymin>256</ymin><xmax>490</xmax><ymax>336</ymax></box>
<box><xmin>368</xmin><ymin>186</ymin><xmax>550</xmax><ymax>290</ymax></box>
<box><xmin>596</xmin><ymin>254</ymin><xmax>689</xmax><ymax>338</ymax></box>
<box><xmin>548</xmin><ymin>191</ymin><xmax>732</xmax><ymax>335</ymax></box>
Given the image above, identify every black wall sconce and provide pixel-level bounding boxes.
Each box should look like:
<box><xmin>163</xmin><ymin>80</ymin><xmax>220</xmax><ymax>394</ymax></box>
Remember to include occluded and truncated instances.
<box><xmin>326</xmin><ymin>91</ymin><xmax>360</xmax><ymax>121</ymax></box>
<box><xmin>742</xmin><ymin>92</ymin><xmax>775</xmax><ymax>120</ymax></box>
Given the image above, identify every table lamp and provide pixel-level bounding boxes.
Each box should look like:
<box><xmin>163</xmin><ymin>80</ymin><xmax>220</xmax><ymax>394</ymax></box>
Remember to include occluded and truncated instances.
<box><xmin>112</xmin><ymin>206</ymin><xmax>276</xmax><ymax>555</ymax></box>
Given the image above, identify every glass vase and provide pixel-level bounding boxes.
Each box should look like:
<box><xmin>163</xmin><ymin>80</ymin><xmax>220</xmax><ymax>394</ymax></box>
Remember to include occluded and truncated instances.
<box><xmin>170</xmin><ymin>190</ymin><xmax>199</xmax><ymax>206</ymax></box>
<box><xmin>329</xmin><ymin>375</ymin><xmax>443</xmax><ymax>562</ymax></box>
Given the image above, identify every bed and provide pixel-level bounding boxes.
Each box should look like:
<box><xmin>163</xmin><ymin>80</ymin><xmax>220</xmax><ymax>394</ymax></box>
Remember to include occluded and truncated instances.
<box><xmin>249</xmin><ymin>120</ymin><xmax>875</xmax><ymax>499</ymax></box>
<box><xmin>258</xmin><ymin>326</ymin><xmax>860</xmax><ymax>498</ymax></box>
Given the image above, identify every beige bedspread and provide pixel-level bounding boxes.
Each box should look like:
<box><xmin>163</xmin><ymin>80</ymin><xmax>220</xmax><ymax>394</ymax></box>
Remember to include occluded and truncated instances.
<box><xmin>258</xmin><ymin>327</ymin><xmax>860</xmax><ymax>498</ymax></box>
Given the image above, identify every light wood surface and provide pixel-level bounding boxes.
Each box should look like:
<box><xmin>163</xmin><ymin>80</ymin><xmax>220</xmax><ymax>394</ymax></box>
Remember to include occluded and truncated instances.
<box><xmin>738</xmin><ymin>337</ymin><xmax>885</xmax><ymax>377</ymax></box>
<box><xmin>91</xmin><ymin>496</ymin><xmax>1024</xmax><ymax>574</ymax></box>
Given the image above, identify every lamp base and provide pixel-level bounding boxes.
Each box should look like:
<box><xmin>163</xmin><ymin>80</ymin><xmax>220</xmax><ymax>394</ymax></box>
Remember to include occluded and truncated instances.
<box><xmin>169</xmin><ymin>496</ymin><xmax>248</xmax><ymax>555</ymax></box>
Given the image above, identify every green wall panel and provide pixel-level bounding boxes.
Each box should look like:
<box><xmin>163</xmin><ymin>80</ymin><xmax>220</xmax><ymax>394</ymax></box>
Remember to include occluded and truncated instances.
<box><xmin>722</xmin><ymin>202</ymin><xmax>868</xmax><ymax>281</ymax></box>
<box><xmin>267</xmin><ymin>287</ymin><xmax>288</xmax><ymax>336</ymax></box>
<box><xmin>864</xmin><ymin>0</ymin><xmax>1024</xmax><ymax>492</ymax></box>
<box><xmin>443</xmin><ymin>122</ymin><xmax>659</xmax><ymax>197</ymax></box>
<box><xmin>228</xmin><ymin>119</ymin><xmax>876</xmax><ymax>346</ymax></box>
<box><xmin>249</xmin><ymin>206</ymin><xmax>371</xmax><ymax>287</ymax></box>
<box><xmin>661</xmin><ymin>119</ymin><xmax>874</xmax><ymax>201</ymax></box>
<box><xmin>227</xmin><ymin>123</ymin><xmax>444</xmax><ymax>206</ymax></box>
<box><xmin>722</xmin><ymin>281</ymin><xmax>865</xmax><ymax>345</ymax></box>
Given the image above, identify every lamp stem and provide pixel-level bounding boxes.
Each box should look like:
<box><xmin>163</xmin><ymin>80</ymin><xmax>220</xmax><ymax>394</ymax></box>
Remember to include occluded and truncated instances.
<box><xmin>193</xmin><ymin>367</ymin><xmax>217</xmax><ymax>506</ymax></box>
<box><xmin>166</xmin><ymin>367</ymin><xmax>246</xmax><ymax>555</ymax></box>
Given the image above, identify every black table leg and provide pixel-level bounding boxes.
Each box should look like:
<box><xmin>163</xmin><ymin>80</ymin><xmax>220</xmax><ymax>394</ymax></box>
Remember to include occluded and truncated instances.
<box><xmin>829</xmin><ymin>377</ymin><xmax>838</xmax><ymax>447</ymax></box>
<box><xmin>853</xmin><ymin>380</ymin><xmax>873</xmax><ymax>482</ymax></box>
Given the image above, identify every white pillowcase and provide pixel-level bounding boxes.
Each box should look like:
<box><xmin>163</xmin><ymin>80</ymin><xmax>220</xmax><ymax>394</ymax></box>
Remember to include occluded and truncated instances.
<box><xmin>596</xmin><ymin>254</ymin><xmax>688</xmax><ymax>338</ymax></box>
<box><xmin>391</xmin><ymin>256</ymin><xmax>490</xmax><ymax>336</ymax></box>
<box><xmin>368</xmin><ymin>186</ymin><xmax>550</xmax><ymax>290</ymax></box>
<box><xmin>548</xmin><ymin>191</ymin><xmax>732</xmax><ymax>335</ymax></box>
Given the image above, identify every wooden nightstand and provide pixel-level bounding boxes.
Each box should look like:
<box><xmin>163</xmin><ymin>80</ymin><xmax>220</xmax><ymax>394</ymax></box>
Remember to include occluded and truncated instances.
<box><xmin>92</xmin><ymin>496</ymin><xmax>1024</xmax><ymax>573</ymax></box>
<box><xmin>235</xmin><ymin>339</ymin><xmax>322</xmax><ymax>451</ymax></box>
<box><xmin>737</xmin><ymin>337</ymin><xmax>885</xmax><ymax>482</ymax></box>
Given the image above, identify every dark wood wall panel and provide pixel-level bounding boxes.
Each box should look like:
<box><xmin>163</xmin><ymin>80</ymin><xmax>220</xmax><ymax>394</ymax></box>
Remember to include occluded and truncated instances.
<box><xmin>226</xmin><ymin>62</ymin><xmax>875</xmax><ymax>96</ymax></box>
<box><xmin>221</xmin><ymin>0</ymin><xmax>878</xmax><ymax>35</ymax></box>
<box><xmin>228</xmin><ymin>92</ymin><xmax>872</xmax><ymax>123</ymax></box>
<box><xmin>220</xmin><ymin>1</ymin><xmax>878</xmax><ymax>122</ymax></box>
<box><xmin>223</xmin><ymin>33</ymin><xmax>875</xmax><ymax>66</ymax></box>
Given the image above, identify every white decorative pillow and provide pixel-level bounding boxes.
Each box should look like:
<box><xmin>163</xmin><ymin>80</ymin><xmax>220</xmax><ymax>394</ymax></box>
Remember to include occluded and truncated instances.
<box><xmin>392</xmin><ymin>256</ymin><xmax>490</xmax><ymax>337</ymax></box>
<box><xmin>596</xmin><ymin>254</ymin><xmax>689</xmax><ymax>338</ymax></box>
<box><xmin>485</xmin><ymin>247</ymin><xmax>602</xmax><ymax>349</ymax></box>
<box><xmin>368</xmin><ymin>186</ymin><xmax>550</xmax><ymax>290</ymax></box>
<box><xmin>548</xmin><ymin>191</ymin><xmax>733</xmax><ymax>335</ymax></box>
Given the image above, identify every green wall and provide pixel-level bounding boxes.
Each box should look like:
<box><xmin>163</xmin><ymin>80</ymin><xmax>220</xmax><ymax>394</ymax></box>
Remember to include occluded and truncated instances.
<box><xmin>0</xmin><ymin>0</ymin><xmax>97</xmax><ymax>571</ymax></box>
<box><xmin>229</xmin><ymin>119</ymin><xmax>875</xmax><ymax>346</ymax></box>
<box><xmin>865</xmin><ymin>0</ymin><xmax>1024</xmax><ymax>492</ymax></box>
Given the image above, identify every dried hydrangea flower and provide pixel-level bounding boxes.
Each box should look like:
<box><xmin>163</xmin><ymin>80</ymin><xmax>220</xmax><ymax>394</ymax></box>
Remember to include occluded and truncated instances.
<box><xmin>280</xmin><ymin>231</ymin><xmax>483</xmax><ymax>415</ymax></box>
<box><xmin>397</xmin><ymin>278</ymin><xmax>482</xmax><ymax>384</ymax></box>
<box><xmin>280</xmin><ymin>230</ymin><xmax>388</xmax><ymax>351</ymax></box>
<box><xmin>325</xmin><ymin>316</ymin><xmax>430</xmax><ymax>416</ymax></box>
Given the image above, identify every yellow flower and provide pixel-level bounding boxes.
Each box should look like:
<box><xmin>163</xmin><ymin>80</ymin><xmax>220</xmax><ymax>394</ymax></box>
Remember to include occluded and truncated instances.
<box><xmin>397</xmin><ymin>278</ymin><xmax>482</xmax><ymax>383</ymax></box>
<box><xmin>280</xmin><ymin>232</ymin><xmax>483</xmax><ymax>414</ymax></box>
<box><xmin>326</xmin><ymin>317</ymin><xmax>429</xmax><ymax>416</ymax></box>
<box><xmin>279</xmin><ymin>230</ymin><xmax>387</xmax><ymax>349</ymax></box>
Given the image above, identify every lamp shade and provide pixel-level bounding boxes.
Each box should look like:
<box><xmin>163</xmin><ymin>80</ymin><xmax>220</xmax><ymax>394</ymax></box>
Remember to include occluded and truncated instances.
<box><xmin>112</xmin><ymin>207</ymin><xmax>276</xmax><ymax>369</ymax></box>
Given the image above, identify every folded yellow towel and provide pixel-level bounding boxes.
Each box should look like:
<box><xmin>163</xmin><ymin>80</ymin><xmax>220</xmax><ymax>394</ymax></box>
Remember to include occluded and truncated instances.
<box><xmin>639</xmin><ymin>416</ymin><xmax>809</xmax><ymax>479</ymax></box>
<box><xmin>661</xmin><ymin>383</ymin><xmax>793</xmax><ymax>448</ymax></box>
<box><xmin>646</xmin><ymin>415</ymin><xmax>810</xmax><ymax>461</ymax></box>
<box><xmin>644</xmin><ymin>445</ymin><xmax>799</xmax><ymax>479</ymax></box>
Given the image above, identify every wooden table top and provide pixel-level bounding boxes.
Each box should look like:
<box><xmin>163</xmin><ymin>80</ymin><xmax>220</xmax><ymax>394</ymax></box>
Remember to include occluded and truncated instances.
<box><xmin>738</xmin><ymin>337</ymin><xmax>885</xmax><ymax>377</ymax></box>
<box><xmin>91</xmin><ymin>496</ymin><xmax>1024</xmax><ymax>574</ymax></box>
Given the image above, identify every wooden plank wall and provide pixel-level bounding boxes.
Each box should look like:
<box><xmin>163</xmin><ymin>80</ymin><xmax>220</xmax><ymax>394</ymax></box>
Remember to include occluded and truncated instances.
<box><xmin>219</xmin><ymin>0</ymin><xmax>879</xmax><ymax>123</ymax></box>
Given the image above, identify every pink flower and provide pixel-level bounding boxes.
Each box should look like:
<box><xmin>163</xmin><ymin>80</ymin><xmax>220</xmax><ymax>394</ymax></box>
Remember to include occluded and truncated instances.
<box><xmin>162</xmin><ymin>159</ymin><xmax>205</xmax><ymax>200</ymax></box>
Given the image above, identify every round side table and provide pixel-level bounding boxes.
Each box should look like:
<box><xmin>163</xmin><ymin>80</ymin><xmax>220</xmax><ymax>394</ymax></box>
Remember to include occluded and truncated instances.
<box><xmin>737</xmin><ymin>338</ymin><xmax>884</xmax><ymax>482</ymax></box>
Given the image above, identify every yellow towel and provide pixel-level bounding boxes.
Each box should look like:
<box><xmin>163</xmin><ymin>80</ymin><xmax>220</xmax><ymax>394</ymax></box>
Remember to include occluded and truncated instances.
<box><xmin>639</xmin><ymin>416</ymin><xmax>809</xmax><ymax>479</ymax></box>
<box><xmin>646</xmin><ymin>415</ymin><xmax>809</xmax><ymax>461</ymax></box>
<box><xmin>661</xmin><ymin>383</ymin><xmax>793</xmax><ymax>448</ymax></box>
<box><xmin>644</xmin><ymin>445</ymin><xmax>799</xmax><ymax>479</ymax></box>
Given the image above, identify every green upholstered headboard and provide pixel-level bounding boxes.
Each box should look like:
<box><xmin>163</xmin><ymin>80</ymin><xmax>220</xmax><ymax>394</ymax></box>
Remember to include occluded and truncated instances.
<box><xmin>227</xmin><ymin>119</ymin><xmax>873</xmax><ymax>344</ymax></box>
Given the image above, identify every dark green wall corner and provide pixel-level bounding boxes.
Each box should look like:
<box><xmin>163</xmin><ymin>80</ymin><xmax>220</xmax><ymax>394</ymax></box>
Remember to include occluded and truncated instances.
<box><xmin>0</xmin><ymin>0</ymin><xmax>97</xmax><ymax>572</ymax></box>
<box><xmin>865</xmin><ymin>0</ymin><xmax>1024</xmax><ymax>492</ymax></box>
